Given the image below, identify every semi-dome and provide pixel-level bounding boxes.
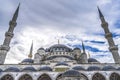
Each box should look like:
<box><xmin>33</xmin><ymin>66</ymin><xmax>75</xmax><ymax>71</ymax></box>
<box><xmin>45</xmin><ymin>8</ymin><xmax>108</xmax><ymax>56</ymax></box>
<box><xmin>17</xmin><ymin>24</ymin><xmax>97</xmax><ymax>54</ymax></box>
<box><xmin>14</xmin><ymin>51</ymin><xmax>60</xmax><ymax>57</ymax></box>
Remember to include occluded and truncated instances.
<box><xmin>48</xmin><ymin>44</ymin><xmax>72</xmax><ymax>52</ymax></box>
<box><xmin>62</xmin><ymin>70</ymin><xmax>80</xmax><ymax>77</ymax></box>
<box><xmin>102</xmin><ymin>66</ymin><xmax>116</xmax><ymax>71</ymax></box>
<box><xmin>55</xmin><ymin>62</ymin><xmax>69</xmax><ymax>66</ymax></box>
<box><xmin>72</xmin><ymin>66</ymin><xmax>85</xmax><ymax>71</ymax></box>
<box><xmin>21</xmin><ymin>58</ymin><xmax>34</xmax><ymax>63</ymax></box>
<box><xmin>87</xmin><ymin>66</ymin><xmax>101</xmax><ymax>71</ymax></box>
<box><xmin>4</xmin><ymin>67</ymin><xmax>20</xmax><ymax>72</ymax></box>
<box><xmin>22</xmin><ymin>67</ymin><xmax>36</xmax><ymax>71</ymax></box>
<box><xmin>88</xmin><ymin>58</ymin><xmax>99</xmax><ymax>63</ymax></box>
<box><xmin>39</xmin><ymin>66</ymin><xmax>52</xmax><ymax>71</ymax></box>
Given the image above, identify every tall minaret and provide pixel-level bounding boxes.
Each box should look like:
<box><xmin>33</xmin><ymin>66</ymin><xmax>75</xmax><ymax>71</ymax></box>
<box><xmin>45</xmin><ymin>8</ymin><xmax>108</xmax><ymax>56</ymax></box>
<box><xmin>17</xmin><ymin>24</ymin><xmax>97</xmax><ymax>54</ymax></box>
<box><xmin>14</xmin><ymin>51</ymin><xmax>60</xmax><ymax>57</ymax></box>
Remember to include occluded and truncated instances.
<box><xmin>28</xmin><ymin>41</ymin><xmax>33</xmax><ymax>59</ymax></box>
<box><xmin>98</xmin><ymin>7</ymin><xmax>120</xmax><ymax>63</ymax></box>
<box><xmin>0</xmin><ymin>4</ymin><xmax>20</xmax><ymax>64</ymax></box>
<box><xmin>81</xmin><ymin>41</ymin><xmax>88</xmax><ymax>63</ymax></box>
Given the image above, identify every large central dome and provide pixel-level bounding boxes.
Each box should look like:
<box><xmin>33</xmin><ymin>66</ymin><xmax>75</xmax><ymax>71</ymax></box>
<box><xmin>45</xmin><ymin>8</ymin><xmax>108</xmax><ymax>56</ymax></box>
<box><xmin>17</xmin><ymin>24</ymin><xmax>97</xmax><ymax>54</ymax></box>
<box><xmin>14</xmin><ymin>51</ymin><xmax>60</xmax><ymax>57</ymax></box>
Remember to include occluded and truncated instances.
<box><xmin>47</xmin><ymin>44</ymin><xmax>72</xmax><ymax>52</ymax></box>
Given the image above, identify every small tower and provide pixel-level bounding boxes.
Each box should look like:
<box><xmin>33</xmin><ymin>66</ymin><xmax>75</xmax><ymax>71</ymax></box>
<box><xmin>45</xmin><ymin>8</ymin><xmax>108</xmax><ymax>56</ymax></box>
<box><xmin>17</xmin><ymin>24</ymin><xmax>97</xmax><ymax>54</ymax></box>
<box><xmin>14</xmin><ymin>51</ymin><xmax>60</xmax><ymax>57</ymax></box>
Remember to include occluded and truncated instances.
<box><xmin>0</xmin><ymin>4</ymin><xmax>20</xmax><ymax>64</ymax></box>
<box><xmin>98</xmin><ymin>7</ymin><xmax>120</xmax><ymax>63</ymax></box>
<box><xmin>28</xmin><ymin>41</ymin><xmax>33</xmax><ymax>59</ymax></box>
<box><xmin>81</xmin><ymin>41</ymin><xmax>88</xmax><ymax>63</ymax></box>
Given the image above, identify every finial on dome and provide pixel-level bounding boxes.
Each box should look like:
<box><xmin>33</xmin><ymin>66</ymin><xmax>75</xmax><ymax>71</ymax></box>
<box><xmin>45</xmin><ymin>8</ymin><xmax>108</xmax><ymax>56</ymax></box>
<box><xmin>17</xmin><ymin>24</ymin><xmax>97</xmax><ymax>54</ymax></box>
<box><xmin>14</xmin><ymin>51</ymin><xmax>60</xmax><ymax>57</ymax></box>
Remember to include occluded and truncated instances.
<box><xmin>28</xmin><ymin>41</ymin><xmax>33</xmax><ymax>59</ymax></box>
<box><xmin>58</xmin><ymin>39</ymin><xmax>60</xmax><ymax>44</ymax></box>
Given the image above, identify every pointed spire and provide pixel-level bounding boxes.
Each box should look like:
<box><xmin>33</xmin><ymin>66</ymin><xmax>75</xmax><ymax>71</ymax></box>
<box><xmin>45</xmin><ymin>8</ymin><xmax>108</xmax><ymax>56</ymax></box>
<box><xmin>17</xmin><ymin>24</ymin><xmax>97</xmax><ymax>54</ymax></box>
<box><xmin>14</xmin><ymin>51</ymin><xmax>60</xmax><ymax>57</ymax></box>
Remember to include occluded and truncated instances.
<box><xmin>97</xmin><ymin>6</ymin><xmax>104</xmax><ymax>18</ymax></box>
<box><xmin>58</xmin><ymin>39</ymin><xmax>60</xmax><ymax>44</ymax></box>
<box><xmin>82</xmin><ymin>41</ymin><xmax>86</xmax><ymax>53</ymax></box>
<box><xmin>28</xmin><ymin>41</ymin><xmax>33</xmax><ymax>59</ymax></box>
<box><xmin>12</xmin><ymin>3</ymin><xmax>20</xmax><ymax>22</ymax></box>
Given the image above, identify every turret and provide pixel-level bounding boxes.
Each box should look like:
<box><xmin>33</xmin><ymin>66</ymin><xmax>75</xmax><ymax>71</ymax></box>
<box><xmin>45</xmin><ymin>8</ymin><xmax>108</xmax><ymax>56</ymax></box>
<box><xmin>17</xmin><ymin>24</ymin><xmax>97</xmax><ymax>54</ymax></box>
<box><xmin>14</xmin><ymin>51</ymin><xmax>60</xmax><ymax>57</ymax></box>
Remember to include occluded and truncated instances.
<box><xmin>0</xmin><ymin>4</ymin><xmax>20</xmax><ymax>64</ymax></box>
<box><xmin>28</xmin><ymin>41</ymin><xmax>33</xmax><ymax>59</ymax></box>
<box><xmin>81</xmin><ymin>41</ymin><xmax>88</xmax><ymax>63</ymax></box>
<box><xmin>98</xmin><ymin>7</ymin><xmax>120</xmax><ymax>63</ymax></box>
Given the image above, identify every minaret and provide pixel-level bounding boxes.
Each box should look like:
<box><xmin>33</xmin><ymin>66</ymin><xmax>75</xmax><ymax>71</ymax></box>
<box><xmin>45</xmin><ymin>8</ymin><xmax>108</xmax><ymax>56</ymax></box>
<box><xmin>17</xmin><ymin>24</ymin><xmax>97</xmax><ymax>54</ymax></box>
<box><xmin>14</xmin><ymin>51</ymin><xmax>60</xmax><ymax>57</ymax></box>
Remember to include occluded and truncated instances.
<box><xmin>28</xmin><ymin>41</ymin><xmax>33</xmax><ymax>59</ymax></box>
<box><xmin>81</xmin><ymin>41</ymin><xmax>88</xmax><ymax>63</ymax></box>
<box><xmin>0</xmin><ymin>4</ymin><xmax>20</xmax><ymax>64</ymax></box>
<box><xmin>98</xmin><ymin>7</ymin><xmax>120</xmax><ymax>63</ymax></box>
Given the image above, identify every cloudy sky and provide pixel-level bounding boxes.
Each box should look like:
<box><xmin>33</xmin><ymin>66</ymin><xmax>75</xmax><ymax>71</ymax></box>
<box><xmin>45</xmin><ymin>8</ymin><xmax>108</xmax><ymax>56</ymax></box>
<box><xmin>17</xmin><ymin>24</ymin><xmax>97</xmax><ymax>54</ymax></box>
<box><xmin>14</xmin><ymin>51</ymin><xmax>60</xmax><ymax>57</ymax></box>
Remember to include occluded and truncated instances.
<box><xmin>0</xmin><ymin>0</ymin><xmax>120</xmax><ymax>64</ymax></box>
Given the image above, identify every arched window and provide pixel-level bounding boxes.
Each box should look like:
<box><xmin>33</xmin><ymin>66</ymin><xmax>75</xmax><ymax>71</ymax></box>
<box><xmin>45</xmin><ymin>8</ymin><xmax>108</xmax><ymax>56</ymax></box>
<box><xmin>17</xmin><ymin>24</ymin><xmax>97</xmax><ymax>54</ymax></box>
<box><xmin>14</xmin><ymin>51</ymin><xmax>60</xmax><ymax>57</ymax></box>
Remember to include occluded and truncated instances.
<box><xmin>19</xmin><ymin>74</ymin><xmax>32</xmax><ymax>80</ymax></box>
<box><xmin>92</xmin><ymin>73</ymin><xmax>106</xmax><ymax>80</ymax></box>
<box><xmin>1</xmin><ymin>74</ymin><xmax>14</xmax><ymax>80</ymax></box>
<box><xmin>56</xmin><ymin>74</ymin><xmax>62</xmax><ymax>80</ymax></box>
<box><xmin>110</xmin><ymin>73</ymin><xmax>120</xmax><ymax>80</ymax></box>
<box><xmin>80</xmin><ymin>74</ymin><xmax>88</xmax><ymax>80</ymax></box>
<box><xmin>38</xmin><ymin>74</ymin><xmax>52</xmax><ymax>80</ymax></box>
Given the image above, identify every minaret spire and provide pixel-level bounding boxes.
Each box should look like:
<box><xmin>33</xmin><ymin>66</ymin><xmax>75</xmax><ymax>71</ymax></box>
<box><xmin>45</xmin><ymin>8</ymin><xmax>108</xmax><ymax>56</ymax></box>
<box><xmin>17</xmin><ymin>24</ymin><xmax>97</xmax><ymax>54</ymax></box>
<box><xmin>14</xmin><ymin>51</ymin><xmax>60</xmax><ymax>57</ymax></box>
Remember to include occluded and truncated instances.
<box><xmin>0</xmin><ymin>4</ymin><xmax>20</xmax><ymax>64</ymax></box>
<box><xmin>12</xmin><ymin>3</ymin><xmax>20</xmax><ymax>22</ymax></box>
<box><xmin>97</xmin><ymin>6</ymin><xmax>104</xmax><ymax>18</ymax></box>
<box><xmin>82</xmin><ymin>41</ymin><xmax>85</xmax><ymax>53</ymax></box>
<box><xmin>81</xmin><ymin>41</ymin><xmax>88</xmax><ymax>63</ymax></box>
<box><xmin>98</xmin><ymin>7</ymin><xmax>120</xmax><ymax>63</ymax></box>
<box><xmin>28</xmin><ymin>41</ymin><xmax>33</xmax><ymax>59</ymax></box>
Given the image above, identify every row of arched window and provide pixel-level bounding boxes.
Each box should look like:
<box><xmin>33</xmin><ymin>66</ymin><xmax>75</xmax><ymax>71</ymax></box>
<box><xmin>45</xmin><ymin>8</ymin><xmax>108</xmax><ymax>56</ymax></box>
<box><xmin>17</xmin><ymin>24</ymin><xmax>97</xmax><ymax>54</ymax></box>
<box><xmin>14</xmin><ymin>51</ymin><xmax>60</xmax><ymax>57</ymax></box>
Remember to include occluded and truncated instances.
<box><xmin>0</xmin><ymin>73</ymin><xmax>120</xmax><ymax>80</ymax></box>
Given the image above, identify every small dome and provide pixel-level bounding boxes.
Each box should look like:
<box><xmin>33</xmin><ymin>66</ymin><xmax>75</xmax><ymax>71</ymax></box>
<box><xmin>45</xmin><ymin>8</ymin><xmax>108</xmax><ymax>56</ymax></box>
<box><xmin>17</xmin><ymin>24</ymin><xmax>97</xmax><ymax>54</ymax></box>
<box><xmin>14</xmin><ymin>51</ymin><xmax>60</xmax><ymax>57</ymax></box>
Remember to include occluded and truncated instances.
<box><xmin>4</xmin><ymin>67</ymin><xmax>20</xmax><ymax>72</ymax></box>
<box><xmin>87</xmin><ymin>66</ymin><xmax>101</xmax><ymax>71</ymax></box>
<box><xmin>38</xmin><ymin>47</ymin><xmax>44</xmax><ymax>50</ymax></box>
<box><xmin>117</xmin><ymin>67</ymin><xmax>120</xmax><ymax>70</ymax></box>
<box><xmin>62</xmin><ymin>70</ymin><xmax>80</xmax><ymax>77</ymax></box>
<box><xmin>22</xmin><ymin>67</ymin><xmax>36</xmax><ymax>71</ymax></box>
<box><xmin>72</xmin><ymin>66</ymin><xmax>85</xmax><ymax>71</ymax></box>
<box><xmin>0</xmin><ymin>69</ymin><xmax>2</xmax><ymax>72</ymax></box>
<box><xmin>22</xmin><ymin>58</ymin><xmax>34</xmax><ymax>63</ymax></box>
<box><xmin>73</xmin><ymin>47</ymin><xmax>80</xmax><ymax>50</ymax></box>
<box><xmin>102</xmin><ymin>66</ymin><xmax>116</xmax><ymax>71</ymax></box>
<box><xmin>39</xmin><ymin>66</ymin><xmax>52</xmax><ymax>71</ymax></box>
<box><xmin>55</xmin><ymin>62</ymin><xmax>69</xmax><ymax>66</ymax></box>
<box><xmin>88</xmin><ymin>58</ymin><xmax>99</xmax><ymax>63</ymax></box>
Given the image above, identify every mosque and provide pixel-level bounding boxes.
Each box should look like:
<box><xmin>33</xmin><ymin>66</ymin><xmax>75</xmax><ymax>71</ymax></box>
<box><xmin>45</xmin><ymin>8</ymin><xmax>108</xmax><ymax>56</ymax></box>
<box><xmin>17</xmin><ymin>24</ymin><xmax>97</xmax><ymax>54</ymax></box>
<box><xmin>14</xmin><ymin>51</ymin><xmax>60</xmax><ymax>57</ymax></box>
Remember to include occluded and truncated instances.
<box><xmin>0</xmin><ymin>3</ymin><xmax>120</xmax><ymax>80</ymax></box>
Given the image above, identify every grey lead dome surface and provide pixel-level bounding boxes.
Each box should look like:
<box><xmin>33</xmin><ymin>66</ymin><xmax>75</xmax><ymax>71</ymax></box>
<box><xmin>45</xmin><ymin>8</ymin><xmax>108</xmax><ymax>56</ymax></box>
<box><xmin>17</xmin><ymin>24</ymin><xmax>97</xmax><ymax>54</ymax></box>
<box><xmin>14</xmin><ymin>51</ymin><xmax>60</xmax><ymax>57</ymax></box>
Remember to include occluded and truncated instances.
<box><xmin>62</xmin><ymin>70</ymin><xmax>80</xmax><ymax>77</ymax></box>
<box><xmin>48</xmin><ymin>44</ymin><xmax>72</xmax><ymax>52</ymax></box>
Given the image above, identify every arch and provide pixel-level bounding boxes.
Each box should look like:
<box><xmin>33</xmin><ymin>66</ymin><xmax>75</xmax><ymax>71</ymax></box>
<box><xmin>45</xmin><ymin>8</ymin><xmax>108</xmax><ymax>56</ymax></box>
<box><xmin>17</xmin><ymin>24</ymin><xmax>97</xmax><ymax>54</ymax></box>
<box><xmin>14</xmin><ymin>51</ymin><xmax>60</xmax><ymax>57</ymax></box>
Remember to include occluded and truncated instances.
<box><xmin>110</xmin><ymin>73</ymin><xmax>120</xmax><ymax>80</ymax></box>
<box><xmin>92</xmin><ymin>73</ymin><xmax>106</xmax><ymax>80</ymax></box>
<box><xmin>56</xmin><ymin>74</ymin><xmax>62</xmax><ymax>80</ymax></box>
<box><xmin>1</xmin><ymin>74</ymin><xmax>14</xmax><ymax>80</ymax></box>
<box><xmin>80</xmin><ymin>73</ymin><xmax>89</xmax><ymax>80</ymax></box>
<box><xmin>38</xmin><ymin>74</ymin><xmax>52</xmax><ymax>80</ymax></box>
<box><xmin>19</xmin><ymin>74</ymin><xmax>32</xmax><ymax>80</ymax></box>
